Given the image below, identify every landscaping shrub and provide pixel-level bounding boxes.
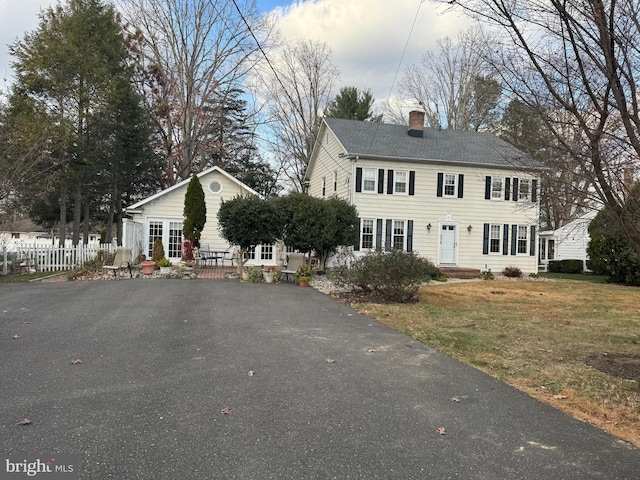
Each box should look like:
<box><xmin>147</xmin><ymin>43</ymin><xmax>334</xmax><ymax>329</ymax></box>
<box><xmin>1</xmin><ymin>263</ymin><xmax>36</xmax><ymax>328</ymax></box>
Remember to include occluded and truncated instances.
<box><xmin>561</xmin><ymin>259</ymin><xmax>584</xmax><ymax>274</ymax></box>
<box><xmin>502</xmin><ymin>266</ymin><xmax>522</xmax><ymax>278</ymax></box>
<box><xmin>244</xmin><ymin>266</ymin><xmax>264</xmax><ymax>283</ymax></box>
<box><xmin>329</xmin><ymin>249</ymin><xmax>440</xmax><ymax>303</ymax></box>
<box><xmin>548</xmin><ymin>260</ymin><xmax>562</xmax><ymax>273</ymax></box>
<box><xmin>481</xmin><ymin>270</ymin><xmax>495</xmax><ymax>280</ymax></box>
<box><xmin>152</xmin><ymin>239</ymin><xmax>165</xmax><ymax>262</ymax></box>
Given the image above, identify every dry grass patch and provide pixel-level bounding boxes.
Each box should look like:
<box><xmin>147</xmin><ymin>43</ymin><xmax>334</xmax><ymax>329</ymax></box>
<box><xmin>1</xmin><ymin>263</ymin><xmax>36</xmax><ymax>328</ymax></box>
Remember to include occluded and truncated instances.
<box><xmin>350</xmin><ymin>280</ymin><xmax>640</xmax><ymax>447</ymax></box>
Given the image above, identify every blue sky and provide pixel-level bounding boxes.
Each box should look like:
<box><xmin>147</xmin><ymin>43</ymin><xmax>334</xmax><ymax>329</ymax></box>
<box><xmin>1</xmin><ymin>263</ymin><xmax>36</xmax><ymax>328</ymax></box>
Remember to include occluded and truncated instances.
<box><xmin>0</xmin><ymin>0</ymin><xmax>472</xmax><ymax>108</ymax></box>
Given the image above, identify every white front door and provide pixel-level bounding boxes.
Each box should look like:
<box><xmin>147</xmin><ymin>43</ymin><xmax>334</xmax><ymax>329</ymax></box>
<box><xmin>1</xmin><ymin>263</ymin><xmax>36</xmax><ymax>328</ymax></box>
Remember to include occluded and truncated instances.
<box><xmin>440</xmin><ymin>224</ymin><xmax>457</xmax><ymax>264</ymax></box>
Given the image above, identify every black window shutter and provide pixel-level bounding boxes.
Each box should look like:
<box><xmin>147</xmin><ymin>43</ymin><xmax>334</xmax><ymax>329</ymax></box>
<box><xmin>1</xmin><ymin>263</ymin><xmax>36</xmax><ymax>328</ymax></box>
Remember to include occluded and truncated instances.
<box><xmin>511</xmin><ymin>224</ymin><xmax>518</xmax><ymax>255</ymax></box>
<box><xmin>485</xmin><ymin>176</ymin><xmax>491</xmax><ymax>199</ymax></box>
<box><xmin>378</xmin><ymin>169</ymin><xmax>385</xmax><ymax>194</ymax></box>
<box><xmin>503</xmin><ymin>224</ymin><xmax>509</xmax><ymax>255</ymax></box>
<box><xmin>407</xmin><ymin>220</ymin><xmax>414</xmax><ymax>252</ymax></box>
<box><xmin>376</xmin><ymin>219</ymin><xmax>383</xmax><ymax>248</ymax></box>
<box><xmin>409</xmin><ymin>171</ymin><xmax>415</xmax><ymax>195</ymax></box>
<box><xmin>483</xmin><ymin>223</ymin><xmax>490</xmax><ymax>254</ymax></box>
<box><xmin>437</xmin><ymin>173</ymin><xmax>444</xmax><ymax>197</ymax></box>
<box><xmin>355</xmin><ymin>168</ymin><xmax>362</xmax><ymax>193</ymax></box>
<box><xmin>512</xmin><ymin>178</ymin><xmax>519</xmax><ymax>201</ymax></box>
<box><xmin>354</xmin><ymin>218</ymin><xmax>361</xmax><ymax>251</ymax></box>
<box><xmin>385</xmin><ymin>219</ymin><xmax>392</xmax><ymax>251</ymax></box>
<box><xmin>532</xmin><ymin>179</ymin><xmax>538</xmax><ymax>203</ymax></box>
<box><xmin>530</xmin><ymin>226</ymin><xmax>536</xmax><ymax>256</ymax></box>
<box><xmin>387</xmin><ymin>169</ymin><xmax>394</xmax><ymax>194</ymax></box>
<box><xmin>505</xmin><ymin>178</ymin><xmax>511</xmax><ymax>201</ymax></box>
<box><xmin>458</xmin><ymin>174</ymin><xmax>464</xmax><ymax>198</ymax></box>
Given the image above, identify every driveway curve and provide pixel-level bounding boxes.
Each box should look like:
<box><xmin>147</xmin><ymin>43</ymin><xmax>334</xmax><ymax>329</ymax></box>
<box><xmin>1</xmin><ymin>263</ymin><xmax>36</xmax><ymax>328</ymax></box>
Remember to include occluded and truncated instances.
<box><xmin>1</xmin><ymin>279</ymin><xmax>639</xmax><ymax>479</ymax></box>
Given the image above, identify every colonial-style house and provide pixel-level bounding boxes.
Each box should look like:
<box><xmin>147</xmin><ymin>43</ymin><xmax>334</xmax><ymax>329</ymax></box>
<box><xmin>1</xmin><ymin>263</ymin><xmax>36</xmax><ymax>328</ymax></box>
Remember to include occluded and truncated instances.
<box><xmin>304</xmin><ymin>111</ymin><xmax>542</xmax><ymax>274</ymax></box>
<box><xmin>123</xmin><ymin>166</ymin><xmax>281</xmax><ymax>266</ymax></box>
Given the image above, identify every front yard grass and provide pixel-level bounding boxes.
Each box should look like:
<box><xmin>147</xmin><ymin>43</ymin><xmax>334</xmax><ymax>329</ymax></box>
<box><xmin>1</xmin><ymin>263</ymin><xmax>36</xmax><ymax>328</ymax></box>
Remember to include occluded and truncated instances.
<box><xmin>349</xmin><ymin>279</ymin><xmax>640</xmax><ymax>447</ymax></box>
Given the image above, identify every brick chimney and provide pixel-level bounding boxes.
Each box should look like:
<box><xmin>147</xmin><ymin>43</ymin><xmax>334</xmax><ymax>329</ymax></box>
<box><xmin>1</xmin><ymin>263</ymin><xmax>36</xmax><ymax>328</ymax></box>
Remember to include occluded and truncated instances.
<box><xmin>408</xmin><ymin>110</ymin><xmax>425</xmax><ymax>138</ymax></box>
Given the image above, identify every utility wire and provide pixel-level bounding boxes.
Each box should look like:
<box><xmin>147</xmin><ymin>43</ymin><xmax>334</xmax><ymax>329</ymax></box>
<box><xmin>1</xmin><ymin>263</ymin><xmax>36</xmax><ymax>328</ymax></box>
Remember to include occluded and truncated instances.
<box><xmin>367</xmin><ymin>0</ymin><xmax>424</xmax><ymax>151</ymax></box>
<box><xmin>226</xmin><ymin>0</ymin><xmax>352</xmax><ymax>178</ymax></box>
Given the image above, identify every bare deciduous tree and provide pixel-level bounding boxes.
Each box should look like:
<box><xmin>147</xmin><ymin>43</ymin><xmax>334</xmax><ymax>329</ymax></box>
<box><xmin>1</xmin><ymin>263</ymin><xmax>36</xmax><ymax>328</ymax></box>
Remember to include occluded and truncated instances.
<box><xmin>395</xmin><ymin>27</ymin><xmax>502</xmax><ymax>131</ymax></box>
<box><xmin>117</xmin><ymin>0</ymin><xmax>275</xmax><ymax>185</ymax></box>
<box><xmin>255</xmin><ymin>39</ymin><xmax>339</xmax><ymax>192</ymax></box>
<box><xmin>438</xmin><ymin>0</ymin><xmax>640</xmax><ymax>252</ymax></box>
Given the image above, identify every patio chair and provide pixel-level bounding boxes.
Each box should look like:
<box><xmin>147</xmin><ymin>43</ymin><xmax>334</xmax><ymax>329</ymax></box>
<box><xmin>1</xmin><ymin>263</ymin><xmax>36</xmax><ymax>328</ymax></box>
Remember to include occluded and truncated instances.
<box><xmin>102</xmin><ymin>247</ymin><xmax>132</xmax><ymax>278</ymax></box>
<box><xmin>281</xmin><ymin>253</ymin><xmax>305</xmax><ymax>283</ymax></box>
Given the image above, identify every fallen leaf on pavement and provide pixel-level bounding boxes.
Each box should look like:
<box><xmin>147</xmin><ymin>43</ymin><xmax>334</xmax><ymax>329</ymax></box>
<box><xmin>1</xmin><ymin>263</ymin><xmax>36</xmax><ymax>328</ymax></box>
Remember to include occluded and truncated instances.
<box><xmin>12</xmin><ymin>335</ymin><xmax>21</xmax><ymax>340</ymax></box>
<box><xmin>18</xmin><ymin>418</ymin><xmax>32</xmax><ymax>425</ymax></box>
<box><xmin>71</xmin><ymin>359</ymin><xmax>82</xmax><ymax>365</ymax></box>
<box><xmin>221</xmin><ymin>407</ymin><xmax>233</xmax><ymax>415</ymax></box>
<box><xmin>325</xmin><ymin>358</ymin><xmax>335</xmax><ymax>364</ymax></box>
<box><xmin>451</xmin><ymin>397</ymin><xmax>461</xmax><ymax>403</ymax></box>
<box><xmin>437</xmin><ymin>427</ymin><xmax>446</xmax><ymax>435</ymax></box>
<box><xmin>196</xmin><ymin>347</ymin><xmax>201</xmax><ymax>352</ymax></box>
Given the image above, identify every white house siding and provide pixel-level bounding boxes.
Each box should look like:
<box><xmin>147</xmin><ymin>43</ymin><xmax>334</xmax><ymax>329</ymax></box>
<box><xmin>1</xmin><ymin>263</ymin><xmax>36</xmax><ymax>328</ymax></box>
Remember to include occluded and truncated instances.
<box><xmin>126</xmin><ymin>168</ymin><xmax>257</xmax><ymax>262</ymax></box>
<box><xmin>308</xmin><ymin>150</ymin><xmax>539</xmax><ymax>273</ymax></box>
<box><xmin>539</xmin><ymin>211</ymin><xmax>596</xmax><ymax>271</ymax></box>
<box><xmin>307</xmin><ymin>127</ymin><xmax>352</xmax><ymax>201</ymax></box>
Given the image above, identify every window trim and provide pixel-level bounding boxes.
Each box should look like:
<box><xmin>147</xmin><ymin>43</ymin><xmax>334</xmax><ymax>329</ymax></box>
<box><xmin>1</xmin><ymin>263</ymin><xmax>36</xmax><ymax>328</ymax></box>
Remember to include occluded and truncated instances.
<box><xmin>360</xmin><ymin>218</ymin><xmax>375</xmax><ymax>250</ymax></box>
<box><xmin>443</xmin><ymin>173</ymin><xmax>457</xmax><ymax>197</ymax></box>
<box><xmin>517</xmin><ymin>225</ymin><xmax>528</xmax><ymax>254</ymax></box>
<box><xmin>362</xmin><ymin>168</ymin><xmax>377</xmax><ymax>193</ymax></box>
<box><xmin>518</xmin><ymin>179</ymin><xmax>531</xmax><ymax>201</ymax></box>
<box><xmin>489</xmin><ymin>223</ymin><xmax>502</xmax><ymax>254</ymax></box>
<box><xmin>393</xmin><ymin>170</ymin><xmax>408</xmax><ymax>195</ymax></box>
<box><xmin>491</xmin><ymin>177</ymin><xmax>503</xmax><ymax>200</ymax></box>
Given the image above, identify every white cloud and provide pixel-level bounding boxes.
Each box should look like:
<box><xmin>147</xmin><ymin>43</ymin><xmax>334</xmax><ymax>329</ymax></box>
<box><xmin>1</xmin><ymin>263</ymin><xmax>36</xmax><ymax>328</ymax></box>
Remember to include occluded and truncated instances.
<box><xmin>270</xmin><ymin>0</ymin><xmax>474</xmax><ymax>107</ymax></box>
<box><xmin>0</xmin><ymin>0</ymin><xmax>53</xmax><ymax>88</ymax></box>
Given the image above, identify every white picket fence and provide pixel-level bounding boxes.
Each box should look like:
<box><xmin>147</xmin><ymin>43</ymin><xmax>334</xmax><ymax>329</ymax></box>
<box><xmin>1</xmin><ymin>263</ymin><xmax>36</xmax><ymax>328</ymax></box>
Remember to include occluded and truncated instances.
<box><xmin>1</xmin><ymin>243</ymin><xmax>117</xmax><ymax>274</ymax></box>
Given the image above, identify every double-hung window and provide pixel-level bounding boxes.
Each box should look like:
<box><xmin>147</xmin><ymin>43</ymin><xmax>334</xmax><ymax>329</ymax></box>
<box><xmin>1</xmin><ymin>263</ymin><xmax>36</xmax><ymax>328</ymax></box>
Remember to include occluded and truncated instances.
<box><xmin>517</xmin><ymin>226</ymin><xmax>528</xmax><ymax>254</ymax></box>
<box><xmin>361</xmin><ymin>219</ymin><xmax>374</xmax><ymax>249</ymax></box>
<box><xmin>394</xmin><ymin>171</ymin><xmax>408</xmax><ymax>194</ymax></box>
<box><xmin>392</xmin><ymin>220</ymin><xmax>405</xmax><ymax>250</ymax></box>
<box><xmin>491</xmin><ymin>177</ymin><xmax>503</xmax><ymax>200</ymax></box>
<box><xmin>363</xmin><ymin>168</ymin><xmax>376</xmax><ymax>192</ymax></box>
<box><xmin>444</xmin><ymin>173</ymin><xmax>457</xmax><ymax>197</ymax></box>
<box><xmin>489</xmin><ymin>224</ymin><xmax>501</xmax><ymax>253</ymax></box>
<box><xmin>518</xmin><ymin>179</ymin><xmax>530</xmax><ymax>201</ymax></box>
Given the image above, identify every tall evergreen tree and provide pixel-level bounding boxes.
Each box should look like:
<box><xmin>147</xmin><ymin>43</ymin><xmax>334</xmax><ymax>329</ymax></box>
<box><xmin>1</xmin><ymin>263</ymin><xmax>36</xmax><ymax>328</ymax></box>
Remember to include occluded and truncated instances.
<box><xmin>325</xmin><ymin>87</ymin><xmax>382</xmax><ymax>122</ymax></box>
<box><xmin>183</xmin><ymin>174</ymin><xmax>206</xmax><ymax>248</ymax></box>
<box><xmin>8</xmin><ymin>0</ymin><xmax>159</xmax><ymax>244</ymax></box>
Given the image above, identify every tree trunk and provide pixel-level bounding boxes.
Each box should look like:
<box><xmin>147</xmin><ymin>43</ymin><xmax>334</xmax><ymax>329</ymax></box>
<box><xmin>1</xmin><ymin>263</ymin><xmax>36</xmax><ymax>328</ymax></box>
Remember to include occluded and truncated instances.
<box><xmin>72</xmin><ymin>183</ymin><xmax>82</xmax><ymax>246</ymax></box>
<box><xmin>58</xmin><ymin>181</ymin><xmax>67</xmax><ymax>248</ymax></box>
<box><xmin>82</xmin><ymin>200</ymin><xmax>90</xmax><ymax>245</ymax></box>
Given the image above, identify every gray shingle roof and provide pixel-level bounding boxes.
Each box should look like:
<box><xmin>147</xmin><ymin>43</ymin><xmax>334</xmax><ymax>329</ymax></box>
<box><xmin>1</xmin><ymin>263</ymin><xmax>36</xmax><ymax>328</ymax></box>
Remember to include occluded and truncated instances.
<box><xmin>324</xmin><ymin>117</ymin><xmax>541</xmax><ymax>169</ymax></box>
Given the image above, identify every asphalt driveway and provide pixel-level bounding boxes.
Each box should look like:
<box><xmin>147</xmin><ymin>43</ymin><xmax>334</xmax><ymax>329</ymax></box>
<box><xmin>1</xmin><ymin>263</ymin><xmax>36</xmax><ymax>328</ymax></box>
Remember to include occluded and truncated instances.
<box><xmin>1</xmin><ymin>279</ymin><xmax>639</xmax><ymax>479</ymax></box>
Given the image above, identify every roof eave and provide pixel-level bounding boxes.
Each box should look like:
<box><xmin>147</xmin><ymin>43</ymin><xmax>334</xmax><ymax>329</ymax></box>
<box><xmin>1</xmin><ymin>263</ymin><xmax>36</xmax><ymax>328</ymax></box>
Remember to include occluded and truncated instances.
<box><xmin>345</xmin><ymin>153</ymin><xmax>544</xmax><ymax>171</ymax></box>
